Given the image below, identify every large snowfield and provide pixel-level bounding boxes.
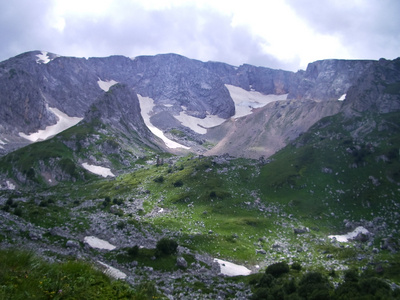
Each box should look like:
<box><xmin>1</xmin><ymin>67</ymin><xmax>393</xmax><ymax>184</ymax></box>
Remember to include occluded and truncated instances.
<box><xmin>137</xmin><ymin>85</ymin><xmax>288</xmax><ymax>145</ymax></box>
<box><xmin>226</xmin><ymin>84</ymin><xmax>288</xmax><ymax>119</ymax></box>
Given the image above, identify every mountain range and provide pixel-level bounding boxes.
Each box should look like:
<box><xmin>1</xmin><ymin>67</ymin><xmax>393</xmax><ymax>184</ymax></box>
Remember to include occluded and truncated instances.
<box><xmin>1</xmin><ymin>51</ymin><xmax>399</xmax><ymax>181</ymax></box>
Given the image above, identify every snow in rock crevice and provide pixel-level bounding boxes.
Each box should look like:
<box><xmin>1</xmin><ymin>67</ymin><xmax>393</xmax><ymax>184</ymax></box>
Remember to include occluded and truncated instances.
<box><xmin>138</xmin><ymin>94</ymin><xmax>190</xmax><ymax>149</ymax></box>
<box><xmin>97</xmin><ymin>79</ymin><xmax>118</xmax><ymax>92</ymax></box>
<box><xmin>19</xmin><ymin>107</ymin><xmax>83</xmax><ymax>142</ymax></box>
<box><xmin>36</xmin><ymin>51</ymin><xmax>54</xmax><ymax>64</ymax></box>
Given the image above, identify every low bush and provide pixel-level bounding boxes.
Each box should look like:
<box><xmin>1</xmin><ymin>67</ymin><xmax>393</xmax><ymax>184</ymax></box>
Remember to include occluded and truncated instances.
<box><xmin>265</xmin><ymin>262</ymin><xmax>290</xmax><ymax>278</ymax></box>
<box><xmin>127</xmin><ymin>245</ymin><xmax>139</xmax><ymax>257</ymax></box>
<box><xmin>156</xmin><ymin>238</ymin><xmax>178</xmax><ymax>256</ymax></box>
<box><xmin>173</xmin><ymin>179</ymin><xmax>183</xmax><ymax>187</ymax></box>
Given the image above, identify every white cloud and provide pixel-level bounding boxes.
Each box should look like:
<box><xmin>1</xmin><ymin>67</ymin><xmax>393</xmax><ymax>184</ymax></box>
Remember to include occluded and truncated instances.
<box><xmin>0</xmin><ymin>0</ymin><xmax>398</xmax><ymax>71</ymax></box>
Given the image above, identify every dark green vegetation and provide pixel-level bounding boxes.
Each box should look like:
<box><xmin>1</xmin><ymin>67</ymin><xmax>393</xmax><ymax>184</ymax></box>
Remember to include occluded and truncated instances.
<box><xmin>250</xmin><ymin>262</ymin><xmax>400</xmax><ymax>299</ymax></box>
<box><xmin>1</xmin><ymin>110</ymin><xmax>400</xmax><ymax>298</ymax></box>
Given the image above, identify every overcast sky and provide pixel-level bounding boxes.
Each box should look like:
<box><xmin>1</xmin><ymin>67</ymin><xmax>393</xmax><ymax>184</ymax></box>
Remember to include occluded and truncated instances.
<box><xmin>1</xmin><ymin>0</ymin><xmax>399</xmax><ymax>71</ymax></box>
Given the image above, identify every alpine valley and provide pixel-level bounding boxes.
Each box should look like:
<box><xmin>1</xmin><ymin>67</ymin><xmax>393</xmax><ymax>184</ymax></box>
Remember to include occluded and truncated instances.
<box><xmin>0</xmin><ymin>50</ymin><xmax>400</xmax><ymax>299</ymax></box>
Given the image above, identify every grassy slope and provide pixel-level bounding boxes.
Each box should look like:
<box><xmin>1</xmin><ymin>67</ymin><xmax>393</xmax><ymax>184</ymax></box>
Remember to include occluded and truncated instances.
<box><xmin>0</xmin><ymin>249</ymin><xmax>160</xmax><ymax>299</ymax></box>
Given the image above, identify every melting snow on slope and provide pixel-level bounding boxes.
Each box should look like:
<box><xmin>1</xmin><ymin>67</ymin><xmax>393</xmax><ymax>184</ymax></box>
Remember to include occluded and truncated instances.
<box><xmin>138</xmin><ymin>95</ymin><xmax>190</xmax><ymax>149</ymax></box>
<box><xmin>328</xmin><ymin>226</ymin><xmax>369</xmax><ymax>242</ymax></box>
<box><xmin>36</xmin><ymin>51</ymin><xmax>52</xmax><ymax>64</ymax></box>
<box><xmin>225</xmin><ymin>84</ymin><xmax>288</xmax><ymax>119</ymax></box>
<box><xmin>97</xmin><ymin>79</ymin><xmax>118</xmax><ymax>92</ymax></box>
<box><xmin>19</xmin><ymin>107</ymin><xmax>83</xmax><ymax>142</ymax></box>
<box><xmin>6</xmin><ymin>181</ymin><xmax>15</xmax><ymax>190</ymax></box>
<box><xmin>84</xmin><ymin>236</ymin><xmax>116</xmax><ymax>250</ymax></box>
<box><xmin>214</xmin><ymin>258</ymin><xmax>252</xmax><ymax>276</ymax></box>
<box><xmin>0</xmin><ymin>139</ymin><xmax>5</xmax><ymax>149</ymax></box>
<box><xmin>82</xmin><ymin>163</ymin><xmax>115</xmax><ymax>178</ymax></box>
<box><xmin>98</xmin><ymin>261</ymin><xmax>127</xmax><ymax>279</ymax></box>
<box><xmin>338</xmin><ymin>94</ymin><xmax>346</xmax><ymax>101</ymax></box>
<box><xmin>174</xmin><ymin>107</ymin><xmax>226</xmax><ymax>134</ymax></box>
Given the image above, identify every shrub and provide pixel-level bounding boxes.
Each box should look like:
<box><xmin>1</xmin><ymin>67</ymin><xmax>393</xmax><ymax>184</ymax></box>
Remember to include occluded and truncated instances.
<box><xmin>266</xmin><ymin>262</ymin><xmax>290</xmax><ymax>277</ymax></box>
<box><xmin>127</xmin><ymin>245</ymin><xmax>139</xmax><ymax>257</ymax></box>
<box><xmin>153</xmin><ymin>176</ymin><xmax>164</xmax><ymax>183</ymax></box>
<box><xmin>258</xmin><ymin>273</ymin><xmax>275</xmax><ymax>288</ymax></box>
<box><xmin>6</xmin><ymin>198</ymin><xmax>13</xmax><ymax>206</ymax></box>
<box><xmin>291</xmin><ymin>262</ymin><xmax>302</xmax><ymax>271</ymax></box>
<box><xmin>14</xmin><ymin>208</ymin><xmax>23</xmax><ymax>217</ymax></box>
<box><xmin>113</xmin><ymin>198</ymin><xmax>123</xmax><ymax>205</ymax></box>
<box><xmin>39</xmin><ymin>200</ymin><xmax>48</xmax><ymax>207</ymax></box>
<box><xmin>298</xmin><ymin>272</ymin><xmax>332</xmax><ymax>299</ymax></box>
<box><xmin>116</xmin><ymin>221</ymin><xmax>126</xmax><ymax>230</ymax></box>
<box><xmin>156</xmin><ymin>238</ymin><xmax>178</xmax><ymax>256</ymax></box>
<box><xmin>173</xmin><ymin>179</ymin><xmax>183</xmax><ymax>187</ymax></box>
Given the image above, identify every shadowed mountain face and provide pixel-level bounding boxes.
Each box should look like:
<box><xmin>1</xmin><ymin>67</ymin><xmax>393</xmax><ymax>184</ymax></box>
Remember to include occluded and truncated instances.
<box><xmin>0</xmin><ymin>51</ymin><xmax>399</xmax><ymax>160</ymax></box>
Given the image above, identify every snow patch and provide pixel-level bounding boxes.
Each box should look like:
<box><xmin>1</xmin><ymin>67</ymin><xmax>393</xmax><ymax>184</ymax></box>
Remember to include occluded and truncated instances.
<box><xmin>82</xmin><ymin>163</ymin><xmax>115</xmax><ymax>178</ymax></box>
<box><xmin>0</xmin><ymin>139</ymin><xmax>6</xmax><ymax>145</ymax></box>
<box><xmin>6</xmin><ymin>181</ymin><xmax>15</xmax><ymax>190</ymax></box>
<box><xmin>338</xmin><ymin>94</ymin><xmax>346</xmax><ymax>101</ymax></box>
<box><xmin>137</xmin><ymin>95</ymin><xmax>190</xmax><ymax>149</ymax></box>
<box><xmin>328</xmin><ymin>226</ymin><xmax>369</xmax><ymax>242</ymax></box>
<box><xmin>225</xmin><ymin>84</ymin><xmax>288</xmax><ymax>119</ymax></box>
<box><xmin>84</xmin><ymin>236</ymin><xmax>116</xmax><ymax>250</ymax></box>
<box><xmin>174</xmin><ymin>110</ymin><xmax>226</xmax><ymax>134</ymax></box>
<box><xmin>97</xmin><ymin>79</ymin><xmax>118</xmax><ymax>92</ymax></box>
<box><xmin>98</xmin><ymin>261</ymin><xmax>127</xmax><ymax>279</ymax></box>
<box><xmin>19</xmin><ymin>107</ymin><xmax>83</xmax><ymax>142</ymax></box>
<box><xmin>36</xmin><ymin>51</ymin><xmax>52</xmax><ymax>64</ymax></box>
<box><xmin>214</xmin><ymin>258</ymin><xmax>252</xmax><ymax>276</ymax></box>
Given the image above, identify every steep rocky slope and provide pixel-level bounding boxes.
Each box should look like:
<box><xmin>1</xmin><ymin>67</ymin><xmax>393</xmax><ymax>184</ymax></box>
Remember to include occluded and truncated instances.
<box><xmin>206</xmin><ymin>99</ymin><xmax>342</xmax><ymax>158</ymax></box>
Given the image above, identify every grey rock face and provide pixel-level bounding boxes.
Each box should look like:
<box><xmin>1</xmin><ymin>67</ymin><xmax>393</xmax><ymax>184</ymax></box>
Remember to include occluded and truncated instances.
<box><xmin>176</xmin><ymin>256</ymin><xmax>188</xmax><ymax>268</ymax></box>
<box><xmin>66</xmin><ymin>240</ymin><xmax>81</xmax><ymax>248</ymax></box>
<box><xmin>289</xmin><ymin>59</ymin><xmax>375</xmax><ymax>101</ymax></box>
<box><xmin>205</xmin><ymin>61</ymin><xmax>296</xmax><ymax>95</ymax></box>
<box><xmin>342</xmin><ymin>58</ymin><xmax>400</xmax><ymax>115</ymax></box>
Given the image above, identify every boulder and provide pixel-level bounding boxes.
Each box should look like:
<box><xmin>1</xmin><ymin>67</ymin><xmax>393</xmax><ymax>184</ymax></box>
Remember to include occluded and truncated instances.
<box><xmin>66</xmin><ymin>240</ymin><xmax>81</xmax><ymax>248</ymax></box>
<box><xmin>176</xmin><ymin>256</ymin><xmax>188</xmax><ymax>268</ymax></box>
<box><xmin>294</xmin><ymin>227</ymin><xmax>309</xmax><ymax>234</ymax></box>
